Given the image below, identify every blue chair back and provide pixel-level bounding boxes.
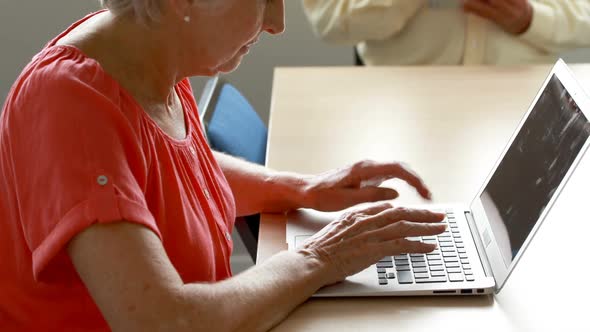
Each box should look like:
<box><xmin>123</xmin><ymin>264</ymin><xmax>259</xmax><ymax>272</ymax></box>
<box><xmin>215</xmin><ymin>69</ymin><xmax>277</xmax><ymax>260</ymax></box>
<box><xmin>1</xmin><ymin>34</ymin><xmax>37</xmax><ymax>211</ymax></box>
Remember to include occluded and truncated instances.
<box><xmin>206</xmin><ymin>83</ymin><xmax>267</xmax><ymax>165</ymax></box>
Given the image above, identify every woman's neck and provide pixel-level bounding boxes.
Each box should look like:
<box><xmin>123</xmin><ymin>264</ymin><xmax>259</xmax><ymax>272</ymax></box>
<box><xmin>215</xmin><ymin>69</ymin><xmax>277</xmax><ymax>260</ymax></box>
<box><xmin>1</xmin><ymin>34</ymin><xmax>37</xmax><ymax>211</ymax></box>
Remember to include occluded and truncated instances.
<box><xmin>59</xmin><ymin>11</ymin><xmax>184</xmax><ymax>106</ymax></box>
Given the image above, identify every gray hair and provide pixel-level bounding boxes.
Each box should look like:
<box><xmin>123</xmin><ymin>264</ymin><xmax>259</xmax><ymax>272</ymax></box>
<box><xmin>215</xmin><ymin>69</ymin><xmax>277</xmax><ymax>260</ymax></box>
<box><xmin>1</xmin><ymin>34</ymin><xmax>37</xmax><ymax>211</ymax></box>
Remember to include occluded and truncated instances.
<box><xmin>99</xmin><ymin>0</ymin><xmax>164</xmax><ymax>24</ymax></box>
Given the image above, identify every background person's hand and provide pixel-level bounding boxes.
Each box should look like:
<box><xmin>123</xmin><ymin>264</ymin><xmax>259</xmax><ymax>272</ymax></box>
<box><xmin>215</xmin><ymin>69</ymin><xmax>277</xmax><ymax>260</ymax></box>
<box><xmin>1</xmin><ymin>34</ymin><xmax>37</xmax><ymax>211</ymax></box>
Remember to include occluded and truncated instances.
<box><xmin>300</xmin><ymin>160</ymin><xmax>432</xmax><ymax>212</ymax></box>
<box><xmin>298</xmin><ymin>203</ymin><xmax>446</xmax><ymax>285</ymax></box>
<box><xmin>463</xmin><ymin>0</ymin><xmax>533</xmax><ymax>35</ymax></box>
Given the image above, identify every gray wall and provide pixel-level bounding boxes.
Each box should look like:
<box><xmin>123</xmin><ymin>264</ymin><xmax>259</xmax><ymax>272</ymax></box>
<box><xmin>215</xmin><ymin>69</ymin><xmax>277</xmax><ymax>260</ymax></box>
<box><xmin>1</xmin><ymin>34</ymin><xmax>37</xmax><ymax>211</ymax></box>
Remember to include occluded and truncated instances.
<box><xmin>1</xmin><ymin>1</ymin><xmax>589</xmax><ymax>122</ymax></box>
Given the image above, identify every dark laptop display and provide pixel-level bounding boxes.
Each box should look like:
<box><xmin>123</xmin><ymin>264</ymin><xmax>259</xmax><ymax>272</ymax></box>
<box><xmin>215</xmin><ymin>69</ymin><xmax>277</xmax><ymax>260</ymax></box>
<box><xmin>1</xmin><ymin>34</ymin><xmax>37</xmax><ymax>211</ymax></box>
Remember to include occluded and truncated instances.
<box><xmin>481</xmin><ymin>74</ymin><xmax>590</xmax><ymax>266</ymax></box>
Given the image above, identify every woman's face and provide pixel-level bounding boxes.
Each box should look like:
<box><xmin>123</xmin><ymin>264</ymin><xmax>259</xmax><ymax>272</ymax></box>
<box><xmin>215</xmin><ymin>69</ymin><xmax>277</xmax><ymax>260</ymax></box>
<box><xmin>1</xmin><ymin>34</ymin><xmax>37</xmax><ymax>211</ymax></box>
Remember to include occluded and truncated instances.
<box><xmin>182</xmin><ymin>0</ymin><xmax>285</xmax><ymax>75</ymax></box>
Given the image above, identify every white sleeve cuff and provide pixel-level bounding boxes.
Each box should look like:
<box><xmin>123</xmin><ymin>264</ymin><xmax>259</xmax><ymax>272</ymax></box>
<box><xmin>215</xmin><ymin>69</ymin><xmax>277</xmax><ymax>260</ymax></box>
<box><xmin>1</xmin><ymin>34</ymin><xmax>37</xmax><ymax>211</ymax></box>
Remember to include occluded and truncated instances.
<box><xmin>519</xmin><ymin>1</ymin><xmax>556</xmax><ymax>50</ymax></box>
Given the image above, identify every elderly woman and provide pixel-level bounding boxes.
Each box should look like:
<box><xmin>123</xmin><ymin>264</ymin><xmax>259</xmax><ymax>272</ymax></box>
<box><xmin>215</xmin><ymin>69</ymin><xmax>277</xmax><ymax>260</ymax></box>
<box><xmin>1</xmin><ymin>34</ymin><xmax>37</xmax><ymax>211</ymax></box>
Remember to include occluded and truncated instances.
<box><xmin>0</xmin><ymin>0</ymin><xmax>446</xmax><ymax>331</ymax></box>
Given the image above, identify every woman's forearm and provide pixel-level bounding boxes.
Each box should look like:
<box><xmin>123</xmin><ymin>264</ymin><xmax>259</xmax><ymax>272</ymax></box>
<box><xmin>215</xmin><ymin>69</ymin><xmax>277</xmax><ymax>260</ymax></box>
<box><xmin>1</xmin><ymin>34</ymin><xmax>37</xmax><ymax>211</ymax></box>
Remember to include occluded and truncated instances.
<box><xmin>177</xmin><ymin>250</ymin><xmax>327</xmax><ymax>332</ymax></box>
<box><xmin>213</xmin><ymin>151</ymin><xmax>309</xmax><ymax>216</ymax></box>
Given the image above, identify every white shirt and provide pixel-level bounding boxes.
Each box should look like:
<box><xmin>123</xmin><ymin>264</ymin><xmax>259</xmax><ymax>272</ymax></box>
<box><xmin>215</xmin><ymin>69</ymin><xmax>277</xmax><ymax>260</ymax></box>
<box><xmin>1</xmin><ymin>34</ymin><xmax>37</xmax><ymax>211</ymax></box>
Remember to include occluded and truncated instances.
<box><xmin>302</xmin><ymin>0</ymin><xmax>590</xmax><ymax>65</ymax></box>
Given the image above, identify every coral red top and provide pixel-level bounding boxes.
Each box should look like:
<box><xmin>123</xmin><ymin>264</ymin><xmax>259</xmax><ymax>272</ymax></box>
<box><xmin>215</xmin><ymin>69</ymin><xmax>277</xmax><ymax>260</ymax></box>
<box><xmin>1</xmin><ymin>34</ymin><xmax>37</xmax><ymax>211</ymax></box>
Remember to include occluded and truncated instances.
<box><xmin>0</xmin><ymin>11</ymin><xmax>235</xmax><ymax>330</ymax></box>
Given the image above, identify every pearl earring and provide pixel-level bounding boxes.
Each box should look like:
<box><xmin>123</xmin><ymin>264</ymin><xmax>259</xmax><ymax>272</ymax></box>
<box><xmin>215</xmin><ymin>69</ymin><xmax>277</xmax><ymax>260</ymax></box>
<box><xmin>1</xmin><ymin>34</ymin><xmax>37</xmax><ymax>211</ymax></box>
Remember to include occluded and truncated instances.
<box><xmin>183</xmin><ymin>15</ymin><xmax>190</xmax><ymax>23</ymax></box>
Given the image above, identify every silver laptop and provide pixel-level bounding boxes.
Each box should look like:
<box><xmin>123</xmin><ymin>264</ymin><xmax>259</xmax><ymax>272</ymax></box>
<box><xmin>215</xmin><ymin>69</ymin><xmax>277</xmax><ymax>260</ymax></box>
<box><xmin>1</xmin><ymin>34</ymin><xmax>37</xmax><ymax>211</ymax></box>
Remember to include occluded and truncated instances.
<box><xmin>286</xmin><ymin>59</ymin><xmax>590</xmax><ymax>296</ymax></box>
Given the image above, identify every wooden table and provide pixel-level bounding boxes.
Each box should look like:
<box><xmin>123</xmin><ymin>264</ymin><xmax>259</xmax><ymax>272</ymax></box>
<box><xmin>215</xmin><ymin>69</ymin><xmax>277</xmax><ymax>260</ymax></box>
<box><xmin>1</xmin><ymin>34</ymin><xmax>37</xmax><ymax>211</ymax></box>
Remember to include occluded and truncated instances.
<box><xmin>258</xmin><ymin>65</ymin><xmax>590</xmax><ymax>332</ymax></box>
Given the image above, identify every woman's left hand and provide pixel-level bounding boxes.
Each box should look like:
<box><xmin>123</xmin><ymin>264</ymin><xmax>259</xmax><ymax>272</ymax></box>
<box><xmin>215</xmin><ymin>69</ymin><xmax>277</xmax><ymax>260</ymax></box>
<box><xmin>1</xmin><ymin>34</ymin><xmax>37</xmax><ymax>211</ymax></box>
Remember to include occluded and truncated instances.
<box><xmin>299</xmin><ymin>160</ymin><xmax>432</xmax><ymax>212</ymax></box>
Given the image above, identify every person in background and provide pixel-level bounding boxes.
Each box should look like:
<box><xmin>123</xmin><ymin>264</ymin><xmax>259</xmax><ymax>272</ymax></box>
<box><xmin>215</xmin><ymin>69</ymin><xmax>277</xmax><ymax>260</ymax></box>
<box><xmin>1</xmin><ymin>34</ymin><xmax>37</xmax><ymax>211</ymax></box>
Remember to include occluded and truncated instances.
<box><xmin>0</xmin><ymin>0</ymin><xmax>447</xmax><ymax>331</ymax></box>
<box><xmin>303</xmin><ymin>0</ymin><xmax>590</xmax><ymax>65</ymax></box>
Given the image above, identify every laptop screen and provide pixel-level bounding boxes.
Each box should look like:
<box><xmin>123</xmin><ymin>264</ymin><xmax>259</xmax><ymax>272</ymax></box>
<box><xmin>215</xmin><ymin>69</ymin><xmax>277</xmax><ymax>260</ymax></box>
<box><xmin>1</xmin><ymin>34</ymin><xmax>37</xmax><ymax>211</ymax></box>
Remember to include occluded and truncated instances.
<box><xmin>480</xmin><ymin>74</ymin><xmax>590</xmax><ymax>266</ymax></box>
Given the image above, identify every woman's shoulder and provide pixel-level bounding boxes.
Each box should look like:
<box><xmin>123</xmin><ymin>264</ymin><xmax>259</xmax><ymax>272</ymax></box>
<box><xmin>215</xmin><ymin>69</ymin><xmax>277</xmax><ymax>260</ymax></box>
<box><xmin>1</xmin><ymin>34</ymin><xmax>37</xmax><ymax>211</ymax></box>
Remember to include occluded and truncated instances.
<box><xmin>1</xmin><ymin>45</ymin><xmax>145</xmax><ymax>151</ymax></box>
<box><xmin>3</xmin><ymin>43</ymin><xmax>146</xmax><ymax>131</ymax></box>
<box><xmin>12</xmin><ymin>45</ymin><xmax>120</xmax><ymax>107</ymax></box>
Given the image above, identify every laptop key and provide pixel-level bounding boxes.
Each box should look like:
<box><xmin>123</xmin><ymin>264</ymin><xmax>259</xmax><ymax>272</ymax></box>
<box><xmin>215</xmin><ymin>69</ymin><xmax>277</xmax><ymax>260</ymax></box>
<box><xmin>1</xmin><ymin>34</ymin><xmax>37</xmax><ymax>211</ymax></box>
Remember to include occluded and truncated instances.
<box><xmin>412</xmin><ymin>262</ymin><xmax>427</xmax><ymax>268</ymax></box>
<box><xmin>416</xmin><ymin>276</ymin><xmax>448</xmax><ymax>283</ymax></box>
<box><xmin>448</xmin><ymin>273</ymin><xmax>464</xmax><ymax>282</ymax></box>
<box><xmin>413</xmin><ymin>267</ymin><xmax>428</xmax><ymax>273</ymax></box>
<box><xmin>428</xmin><ymin>260</ymin><xmax>443</xmax><ymax>266</ymax></box>
<box><xmin>387</xmin><ymin>273</ymin><xmax>396</xmax><ymax>279</ymax></box>
<box><xmin>443</xmin><ymin>256</ymin><xmax>459</xmax><ymax>263</ymax></box>
<box><xmin>445</xmin><ymin>262</ymin><xmax>460</xmax><ymax>268</ymax></box>
<box><xmin>397</xmin><ymin>271</ymin><xmax>413</xmax><ymax>284</ymax></box>
<box><xmin>396</xmin><ymin>265</ymin><xmax>411</xmax><ymax>271</ymax></box>
<box><xmin>464</xmin><ymin>270</ymin><xmax>473</xmax><ymax>275</ymax></box>
<box><xmin>379</xmin><ymin>256</ymin><xmax>393</xmax><ymax>262</ymax></box>
<box><xmin>411</xmin><ymin>256</ymin><xmax>426</xmax><ymax>263</ymax></box>
<box><xmin>431</xmin><ymin>270</ymin><xmax>446</xmax><ymax>277</ymax></box>
<box><xmin>430</xmin><ymin>265</ymin><xmax>444</xmax><ymax>271</ymax></box>
<box><xmin>447</xmin><ymin>267</ymin><xmax>462</xmax><ymax>273</ymax></box>
<box><xmin>377</xmin><ymin>262</ymin><xmax>394</xmax><ymax>268</ymax></box>
<box><xmin>460</xmin><ymin>259</ymin><xmax>470</xmax><ymax>264</ymax></box>
<box><xmin>379</xmin><ymin>279</ymin><xmax>388</xmax><ymax>285</ymax></box>
<box><xmin>459</xmin><ymin>253</ymin><xmax>468</xmax><ymax>259</ymax></box>
<box><xmin>414</xmin><ymin>272</ymin><xmax>430</xmax><ymax>279</ymax></box>
<box><xmin>466</xmin><ymin>275</ymin><xmax>475</xmax><ymax>281</ymax></box>
<box><xmin>443</xmin><ymin>252</ymin><xmax>457</xmax><ymax>257</ymax></box>
<box><xmin>377</xmin><ymin>268</ymin><xmax>387</xmax><ymax>273</ymax></box>
<box><xmin>462</xmin><ymin>264</ymin><xmax>472</xmax><ymax>270</ymax></box>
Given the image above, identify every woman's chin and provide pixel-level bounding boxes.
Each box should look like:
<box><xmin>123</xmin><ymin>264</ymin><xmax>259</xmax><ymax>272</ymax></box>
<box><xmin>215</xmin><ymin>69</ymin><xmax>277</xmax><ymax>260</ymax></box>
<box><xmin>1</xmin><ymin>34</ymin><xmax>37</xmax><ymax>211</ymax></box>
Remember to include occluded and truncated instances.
<box><xmin>216</xmin><ymin>55</ymin><xmax>245</xmax><ymax>74</ymax></box>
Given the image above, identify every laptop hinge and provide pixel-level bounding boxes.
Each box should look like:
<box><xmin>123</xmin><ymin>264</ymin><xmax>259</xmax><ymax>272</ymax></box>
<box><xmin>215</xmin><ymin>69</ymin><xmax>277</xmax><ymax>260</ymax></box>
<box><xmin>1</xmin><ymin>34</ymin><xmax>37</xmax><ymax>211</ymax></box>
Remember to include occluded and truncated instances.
<box><xmin>464</xmin><ymin>211</ymin><xmax>494</xmax><ymax>279</ymax></box>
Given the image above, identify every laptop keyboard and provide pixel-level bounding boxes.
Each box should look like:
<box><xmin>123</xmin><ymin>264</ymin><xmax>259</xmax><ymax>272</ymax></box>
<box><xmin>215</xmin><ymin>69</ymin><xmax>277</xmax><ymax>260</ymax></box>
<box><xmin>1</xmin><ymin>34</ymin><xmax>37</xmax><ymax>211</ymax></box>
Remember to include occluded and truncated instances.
<box><xmin>376</xmin><ymin>210</ymin><xmax>475</xmax><ymax>285</ymax></box>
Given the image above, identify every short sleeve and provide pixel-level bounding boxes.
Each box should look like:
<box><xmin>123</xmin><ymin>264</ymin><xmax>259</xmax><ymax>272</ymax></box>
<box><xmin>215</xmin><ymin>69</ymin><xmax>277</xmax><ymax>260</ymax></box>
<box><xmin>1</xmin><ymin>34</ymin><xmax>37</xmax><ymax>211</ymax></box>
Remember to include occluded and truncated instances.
<box><xmin>6</xmin><ymin>48</ymin><xmax>162</xmax><ymax>281</ymax></box>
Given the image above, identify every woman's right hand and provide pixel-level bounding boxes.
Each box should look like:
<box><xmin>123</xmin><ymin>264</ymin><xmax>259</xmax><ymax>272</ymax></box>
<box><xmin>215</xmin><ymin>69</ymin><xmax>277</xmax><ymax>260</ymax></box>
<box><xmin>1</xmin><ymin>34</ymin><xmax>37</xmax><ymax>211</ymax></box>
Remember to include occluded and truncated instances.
<box><xmin>298</xmin><ymin>202</ymin><xmax>446</xmax><ymax>286</ymax></box>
